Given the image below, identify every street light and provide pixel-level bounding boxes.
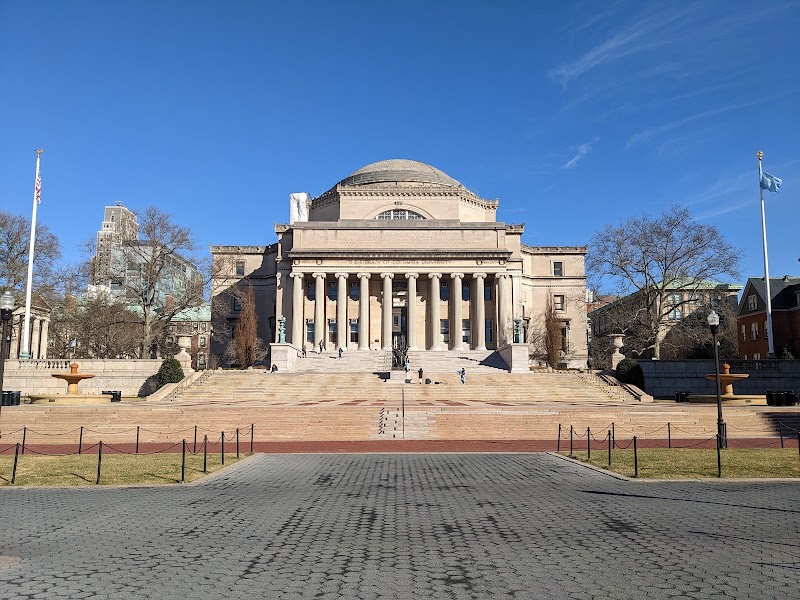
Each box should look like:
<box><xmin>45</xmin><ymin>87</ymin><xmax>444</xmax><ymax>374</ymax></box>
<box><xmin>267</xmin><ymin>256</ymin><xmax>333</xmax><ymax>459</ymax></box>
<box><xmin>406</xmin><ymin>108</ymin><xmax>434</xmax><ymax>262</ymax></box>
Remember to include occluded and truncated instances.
<box><xmin>707</xmin><ymin>309</ymin><xmax>727</xmax><ymax>449</ymax></box>
<box><xmin>0</xmin><ymin>291</ymin><xmax>15</xmax><ymax>404</ymax></box>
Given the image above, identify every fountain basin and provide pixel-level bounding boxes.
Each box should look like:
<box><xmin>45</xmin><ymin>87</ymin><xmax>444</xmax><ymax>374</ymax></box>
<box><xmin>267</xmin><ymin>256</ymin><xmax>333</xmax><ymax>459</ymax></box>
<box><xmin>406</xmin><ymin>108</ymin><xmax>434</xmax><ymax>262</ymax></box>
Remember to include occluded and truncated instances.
<box><xmin>687</xmin><ymin>394</ymin><xmax>766</xmax><ymax>406</ymax></box>
<box><xmin>29</xmin><ymin>394</ymin><xmax>113</xmax><ymax>405</ymax></box>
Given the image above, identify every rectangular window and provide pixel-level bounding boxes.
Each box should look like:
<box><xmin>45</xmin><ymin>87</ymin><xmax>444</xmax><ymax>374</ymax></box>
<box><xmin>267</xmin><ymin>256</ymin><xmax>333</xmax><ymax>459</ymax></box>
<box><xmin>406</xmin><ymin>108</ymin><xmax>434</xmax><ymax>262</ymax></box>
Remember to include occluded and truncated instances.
<box><xmin>462</xmin><ymin>319</ymin><xmax>471</xmax><ymax>344</ymax></box>
<box><xmin>306</xmin><ymin>319</ymin><xmax>315</xmax><ymax>343</ymax></box>
<box><xmin>349</xmin><ymin>319</ymin><xmax>359</xmax><ymax>343</ymax></box>
<box><xmin>440</xmin><ymin>281</ymin><xmax>450</xmax><ymax>301</ymax></box>
<box><xmin>328</xmin><ymin>319</ymin><xmax>337</xmax><ymax>345</ymax></box>
<box><xmin>561</xmin><ymin>326</ymin><xmax>569</xmax><ymax>353</ymax></box>
<box><xmin>554</xmin><ymin>295</ymin><xmax>565</xmax><ymax>312</ymax></box>
<box><xmin>233</xmin><ymin>297</ymin><xmax>241</xmax><ymax>311</ymax></box>
<box><xmin>753</xmin><ymin>352</ymin><xmax>761</xmax><ymax>360</ymax></box>
<box><xmin>350</xmin><ymin>282</ymin><xmax>360</xmax><ymax>301</ymax></box>
<box><xmin>328</xmin><ymin>283</ymin><xmax>337</xmax><ymax>301</ymax></box>
<box><xmin>764</xmin><ymin>320</ymin><xmax>768</xmax><ymax>339</ymax></box>
<box><xmin>741</xmin><ymin>325</ymin><xmax>746</xmax><ymax>343</ymax></box>
<box><xmin>199</xmin><ymin>335</ymin><xmax>206</xmax><ymax>347</ymax></box>
<box><xmin>197</xmin><ymin>353</ymin><xmax>206</xmax><ymax>367</ymax></box>
<box><xmin>750</xmin><ymin>322</ymin><xmax>759</xmax><ymax>341</ymax></box>
<box><xmin>462</xmin><ymin>283</ymin><xmax>470</xmax><ymax>302</ymax></box>
<box><xmin>485</xmin><ymin>319</ymin><xmax>494</xmax><ymax>344</ymax></box>
<box><xmin>747</xmin><ymin>294</ymin><xmax>757</xmax><ymax>311</ymax></box>
<box><xmin>553</xmin><ymin>261</ymin><xmax>563</xmax><ymax>277</ymax></box>
<box><xmin>235</xmin><ymin>260</ymin><xmax>245</xmax><ymax>277</ymax></box>
<box><xmin>201</xmin><ymin>322</ymin><xmax>207</xmax><ymax>332</ymax></box>
<box><xmin>440</xmin><ymin>319</ymin><xmax>450</xmax><ymax>344</ymax></box>
<box><xmin>306</xmin><ymin>281</ymin><xmax>315</xmax><ymax>301</ymax></box>
<box><xmin>484</xmin><ymin>284</ymin><xmax>493</xmax><ymax>301</ymax></box>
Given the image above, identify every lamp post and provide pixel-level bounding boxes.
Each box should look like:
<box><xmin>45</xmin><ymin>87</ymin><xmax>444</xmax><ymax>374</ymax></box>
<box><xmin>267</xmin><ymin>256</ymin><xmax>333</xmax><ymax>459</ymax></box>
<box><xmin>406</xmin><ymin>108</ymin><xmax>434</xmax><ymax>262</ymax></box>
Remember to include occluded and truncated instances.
<box><xmin>0</xmin><ymin>291</ymin><xmax>16</xmax><ymax>403</ymax></box>
<box><xmin>707</xmin><ymin>310</ymin><xmax>727</xmax><ymax>449</ymax></box>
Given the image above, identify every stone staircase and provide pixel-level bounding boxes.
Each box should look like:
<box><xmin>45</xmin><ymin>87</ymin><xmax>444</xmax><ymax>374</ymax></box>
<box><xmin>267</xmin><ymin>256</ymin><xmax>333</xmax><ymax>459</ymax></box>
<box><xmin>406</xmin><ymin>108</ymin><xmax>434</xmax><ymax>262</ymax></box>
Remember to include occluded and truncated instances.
<box><xmin>291</xmin><ymin>349</ymin><xmax>390</xmax><ymax>374</ymax></box>
<box><xmin>2</xmin><ymin>369</ymin><xmax>797</xmax><ymax>445</ymax></box>
<box><xmin>406</xmin><ymin>349</ymin><xmax>509</xmax><ymax>375</ymax></box>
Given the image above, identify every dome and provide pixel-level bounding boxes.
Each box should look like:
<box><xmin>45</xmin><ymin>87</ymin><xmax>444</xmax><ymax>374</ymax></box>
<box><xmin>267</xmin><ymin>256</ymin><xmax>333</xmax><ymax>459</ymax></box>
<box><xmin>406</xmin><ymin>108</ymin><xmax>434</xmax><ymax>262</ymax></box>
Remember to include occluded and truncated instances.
<box><xmin>338</xmin><ymin>159</ymin><xmax>464</xmax><ymax>189</ymax></box>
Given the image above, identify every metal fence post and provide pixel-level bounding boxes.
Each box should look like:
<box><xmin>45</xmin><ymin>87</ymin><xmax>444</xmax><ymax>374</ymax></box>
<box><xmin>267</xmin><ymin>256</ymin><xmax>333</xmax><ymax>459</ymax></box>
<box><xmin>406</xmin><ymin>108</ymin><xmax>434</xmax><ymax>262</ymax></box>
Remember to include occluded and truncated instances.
<box><xmin>21</xmin><ymin>427</ymin><xmax>27</xmax><ymax>455</ymax></box>
<box><xmin>11</xmin><ymin>443</ymin><xmax>20</xmax><ymax>484</ymax></box>
<box><xmin>221</xmin><ymin>431</ymin><xmax>225</xmax><ymax>465</ymax></box>
<box><xmin>557</xmin><ymin>424</ymin><xmax>561</xmax><ymax>453</ymax></box>
<box><xmin>570</xmin><ymin>425</ymin><xmax>573</xmax><ymax>454</ymax></box>
<box><xmin>193</xmin><ymin>425</ymin><xmax>198</xmax><ymax>453</ymax></box>
<box><xmin>587</xmin><ymin>427</ymin><xmax>591</xmax><ymax>461</ymax></box>
<box><xmin>779</xmin><ymin>424</ymin><xmax>784</xmax><ymax>448</ymax></box>
<box><xmin>136</xmin><ymin>426</ymin><xmax>140</xmax><ymax>454</ymax></box>
<box><xmin>667</xmin><ymin>422</ymin><xmax>671</xmax><ymax>449</ymax></box>
<box><xmin>96</xmin><ymin>441</ymin><xmax>103</xmax><ymax>485</ymax></box>
<box><xmin>203</xmin><ymin>434</ymin><xmax>208</xmax><ymax>473</ymax></box>
<box><xmin>250</xmin><ymin>423</ymin><xmax>254</xmax><ymax>453</ymax></box>
<box><xmin>607</xmin><ymin>430</ymin><xmax>611</xmax><ymax>467</ymax></box>
<box><xmin>236</xmin><ymin>428</ymin><xmax>240</xmax><ymax>459</ymax></box>
<box><xmin>78</xmin><ymin>426</ymin><xmax>83</xmax><ymax>455</ymax></box>
<box><xmin>612</xmin><ymin>422</ymin><xmax>615</xmax><ymax>449</ymax></box>
<box><xmin>633</xmin><ymin>436</ymin><xmax>638</xmax><ymax>478</ymax></box>
<box><xmin>716</xmin><ymin>434</ymin><xmax>722</xmax><ymax>478</ymax></box>
<box><xmin>181</xmin><ymin>439</ymin><xmax>186</xmax><ymax>483</ymax></box>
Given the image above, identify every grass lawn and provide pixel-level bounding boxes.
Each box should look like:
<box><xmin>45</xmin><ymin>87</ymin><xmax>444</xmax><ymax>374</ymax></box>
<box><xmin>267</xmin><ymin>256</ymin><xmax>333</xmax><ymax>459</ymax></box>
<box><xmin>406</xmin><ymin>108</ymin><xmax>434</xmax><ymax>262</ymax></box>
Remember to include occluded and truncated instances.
<box><xmin>561</xmin><ymin>448</ymin><xmax>800</xmax><ymax>479</ymax></box>
<box><xmin>0</xmin><ymin>452</ymin><xmax>250</xmax><ymax>486</ymax></box>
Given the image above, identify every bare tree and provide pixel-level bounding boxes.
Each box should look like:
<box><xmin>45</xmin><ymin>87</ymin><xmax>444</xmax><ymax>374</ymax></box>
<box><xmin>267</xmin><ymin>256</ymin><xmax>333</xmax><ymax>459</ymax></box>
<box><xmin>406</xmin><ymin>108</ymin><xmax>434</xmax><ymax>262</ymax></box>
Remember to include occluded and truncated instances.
<box><xmin>587</xmin><ymin>205</ymin><xmax>740</xmax><ymax>359</ymax></box>
<box><xmin>528</xmin><ymin>295</ymin><xmax>564</xmax><ymax>369</ymax></box>
<box><xmin>91</xmin><ymin>206</ymin><xmax>205</xmax><ymax>357</ymax></box>
<box><xmin>0</xmin><ymin>210</ymin><xmax>61</xmax><ymax>298</ymax></box>
<box><xmin>224</xmin><ymin>283</ymin><xmax>267</xmax><ymax>368</ymax></box>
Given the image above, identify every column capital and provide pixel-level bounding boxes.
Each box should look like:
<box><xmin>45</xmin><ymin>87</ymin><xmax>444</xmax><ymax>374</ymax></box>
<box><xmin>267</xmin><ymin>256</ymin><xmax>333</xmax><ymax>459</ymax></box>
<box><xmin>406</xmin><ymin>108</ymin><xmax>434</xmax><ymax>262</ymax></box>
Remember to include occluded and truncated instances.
<box><xmin>290</xmin><ymin>272</ymin><xmax>305</xmax><ymax>279</ymax></box>
<box><xmin>450</xmin><ymin>273</ymin><xmax>464</xmax><ymax>280</ymax></box>
<box><xmin>334</xmin><ymin>272</ymin><xmax>349</xmax><ymax>280</ymax></box>
<box><xmin>312</xmin><ymin>272</ymin><xmax>326</xmax><ymax>280</ymax></box>
<box><xmin>428</xmin><ymin>272</ymin><xmax>442</xmax><ymax>280</ymax></box>
<box><xmin>404</xmin><ymin>272</ymin><xmax>419</xmax><ymax>280</ymax></box>
<box><xmin>498</xmin><ymin>273</ymin><xmax>511</xmax><ymax>280</ymax></box>
<box><xmin>379</xmin><ymin>272</ymin><xmax>394</xmax><ymax>280</ymax></box>
<box><xmin>357</xmin><ymin>272</ymin><xmax>371</xmax><ymax>280</ymax></box>
<box><xmin>473</xmin><ymin>272</ymin><xmax>487</xmax><ymax>279</ymax></box>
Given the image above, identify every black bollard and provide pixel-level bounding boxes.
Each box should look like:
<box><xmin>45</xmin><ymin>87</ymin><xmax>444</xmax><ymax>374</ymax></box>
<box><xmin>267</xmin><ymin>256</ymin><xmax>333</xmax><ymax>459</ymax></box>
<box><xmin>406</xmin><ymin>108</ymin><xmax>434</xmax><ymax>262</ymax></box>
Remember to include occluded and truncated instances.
<box><xmin>779</xmin><ymin>424</ymin><xmax>784</xmax><ymax>448</ymax></box>
<box><xmin>250</xmin><ymin>423</ymin><xmax>254</xmax><ymax>453</ymax></box>
<box><xmin>587</xmin><ymin>427</ymin><xmax>591</xmax><ymax>461</ymax></box>
<box><xmin>136</xmin><ymin>426</ymin><xmax>140</xmax><ymax>454</ymax></box>
<box><xmin>570</xmin><ymin>425</ymin><xmax>573</xmax><ymax>455</ymax></box>
<box><xmin>633</xmin><ymin>436</ymin><xmax>638</xmax><ymax>478</ymax></box>
<box><xmin>203</xmin><ymin>434</ymin><xmax>208</xmax><ymax>473</ymax></box>
<box><xmin>11</xmin><ymin>443</ymin><xmax>20</xmax><ymax>484</ymax></box>
<box><xmin>96</xmin><ymin>441</ymin><xmax>103</xmax><ymax>485</ymax></box>
<box><xmin>236</xmin><ymin>428</ymin><xmax>240</xmax><ymax>459</ymax></box>
<box><xmin>181</xmin><ymin>439</ymin><xmax>186</xmax><ymax>483</ymax></box>
<box><xmin>193</xmin><ymin>425</ymin><xmax>198</xmax><ymax>453</ymax></box>
<box><xmin>612</xmin><ymin>422</ymin><xmax>615</xmax><ymax>449</ymax></box>
<box><xmin>21</xmin><ymin>427</ymin><xmax>27</xmax><ymax>455</ymax></box>
<box><xmin>78</xmin><ymin>426</ymin><xmax>83</xmax><ymax>455</ymax></box>
<box><xmin>716</xmin><ymin>434</ymin><xmax>722</xmax><ymax>478</ymax></box>
<box><xmin>668</xmin><ymin>422</ymin><xmax>671</xmax><ymax>449</ymax></box>
<box><xmin>221</xmin><ymin>431</ymin><xmax>225</xmax><ymax>465</ymax></box>
<box><xmin>607</xmin><ymin>430</ymin><xmax>611</xmax><ymax>467</ymax></box>
<box><xmin>557</xmin><ymin>424</ymin><xmax>561</xmax><ymax>453</ymax></box>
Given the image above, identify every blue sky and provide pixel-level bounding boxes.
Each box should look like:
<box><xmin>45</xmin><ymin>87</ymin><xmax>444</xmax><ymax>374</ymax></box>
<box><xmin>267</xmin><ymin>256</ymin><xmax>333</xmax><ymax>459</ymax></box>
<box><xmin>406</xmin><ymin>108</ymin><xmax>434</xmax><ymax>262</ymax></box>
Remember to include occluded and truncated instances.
<box><xmin>1</xmin><ymin>1</ymin><xmax>798</xmax><ymax>291</ymax></box>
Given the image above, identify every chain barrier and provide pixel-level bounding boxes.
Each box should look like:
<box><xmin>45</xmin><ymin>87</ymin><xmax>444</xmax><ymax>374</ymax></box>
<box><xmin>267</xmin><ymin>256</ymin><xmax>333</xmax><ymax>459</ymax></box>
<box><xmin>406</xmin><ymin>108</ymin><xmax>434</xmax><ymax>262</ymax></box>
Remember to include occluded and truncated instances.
<box><xmin>22</xmin><ymin>442</ymin><xmax>100</xmax><ymax>457</ymax></box>
<box><xmin>669</xmin><ymin>435</ymin><xmax>719</xmax><ymax>449</ymax></box>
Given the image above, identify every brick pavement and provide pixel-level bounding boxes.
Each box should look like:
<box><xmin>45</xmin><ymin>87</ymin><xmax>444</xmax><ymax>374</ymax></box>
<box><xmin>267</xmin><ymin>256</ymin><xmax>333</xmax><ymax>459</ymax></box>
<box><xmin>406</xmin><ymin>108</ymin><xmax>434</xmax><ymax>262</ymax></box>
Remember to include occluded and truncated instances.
<box><xmin>0</xmin><ymin>453</ymin><xmax>798</xmax><ymax>599</ymax></box>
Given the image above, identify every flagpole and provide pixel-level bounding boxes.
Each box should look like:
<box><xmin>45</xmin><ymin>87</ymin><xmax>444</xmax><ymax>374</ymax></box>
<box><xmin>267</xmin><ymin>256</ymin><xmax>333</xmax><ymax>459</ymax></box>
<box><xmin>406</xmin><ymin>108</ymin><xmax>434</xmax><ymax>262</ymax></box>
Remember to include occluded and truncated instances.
<box><xmin>20</xmin><ymin>149</ymin><xmax>43</xmax><ymax>360</ymax></box>
<box><xmin>757</xmin><ymin>150</ymin><xmax>775</xmax><ymax>359</ymax></box>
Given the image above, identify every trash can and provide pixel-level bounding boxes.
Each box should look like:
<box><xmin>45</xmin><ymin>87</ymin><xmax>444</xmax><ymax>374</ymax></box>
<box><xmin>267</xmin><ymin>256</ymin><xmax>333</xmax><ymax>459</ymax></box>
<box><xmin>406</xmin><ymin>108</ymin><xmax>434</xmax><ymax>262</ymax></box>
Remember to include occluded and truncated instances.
<box><xmin>786</xmin><ymin>391</ymin><xmax>797</xmax><ymax>406</ymax></box>
<box><xmin>11</xmin><ymin>391</ymin><xmax>20</xmax><ymax>406</ymax></box>
<box><xmin>775</xmin><ymin>391</ymin><xmax>786</xmax><ymax>407</ymax></box>
<box><xmin>0</xmin><ymin>391</ymin><xmax>9</xmax><ymax>406</ymax></box>
<box><xmin>102</xmin><ymin>390</ymin><xmax>122</xmax><ymax>402</ymax></box>
<box><xmin>766</xmin><ymin>391</ymin><xmax>775</xmax><ymax>406</ymax></box>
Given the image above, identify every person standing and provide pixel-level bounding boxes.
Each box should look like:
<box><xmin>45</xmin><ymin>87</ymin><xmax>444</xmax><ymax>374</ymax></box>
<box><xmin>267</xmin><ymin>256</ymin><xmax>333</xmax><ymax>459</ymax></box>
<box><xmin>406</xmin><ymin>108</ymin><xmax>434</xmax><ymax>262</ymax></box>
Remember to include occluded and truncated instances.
<box><xmin>319</xmin><ymin>340</ymin><xmax>324</xmax><ymax>354</ymax></box>
<box><xmin>338</xmin><ymin>347</ymin><xmax>343</xmax><ymax>359</ymax></box>
<box><xmin>459</xmin><ymin>368</ymin><xmax>466</xmax><ymax>384</ymax></box>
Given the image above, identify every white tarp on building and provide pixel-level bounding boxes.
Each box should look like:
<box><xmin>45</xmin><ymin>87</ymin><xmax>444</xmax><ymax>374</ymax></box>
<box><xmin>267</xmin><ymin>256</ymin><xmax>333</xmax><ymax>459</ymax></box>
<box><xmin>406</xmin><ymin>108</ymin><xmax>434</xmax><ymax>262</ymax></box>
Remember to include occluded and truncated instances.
<box><xmin>289</xmin><ymin>193</ymin><xmax>310</xmax><ymax>224</ymax></box>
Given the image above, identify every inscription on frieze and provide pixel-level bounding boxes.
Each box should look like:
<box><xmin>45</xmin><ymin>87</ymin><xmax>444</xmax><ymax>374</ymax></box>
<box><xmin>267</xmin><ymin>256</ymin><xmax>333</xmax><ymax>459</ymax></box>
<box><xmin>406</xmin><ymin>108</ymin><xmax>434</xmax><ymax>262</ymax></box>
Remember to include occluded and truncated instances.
<box><xmin>300</xmin><ymin>229</ymin><xmax>496</xmax><ymax>249</ymax></box>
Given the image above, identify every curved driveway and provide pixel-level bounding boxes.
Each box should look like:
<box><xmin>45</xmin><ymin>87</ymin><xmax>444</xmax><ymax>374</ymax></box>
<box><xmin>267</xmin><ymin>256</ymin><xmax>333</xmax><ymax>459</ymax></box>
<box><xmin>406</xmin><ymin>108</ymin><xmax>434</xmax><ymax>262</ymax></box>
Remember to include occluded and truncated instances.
<box><xmin>1</xmin><ymin>454</ymin><xmax>798</xmax><ymax>599</ymax></box>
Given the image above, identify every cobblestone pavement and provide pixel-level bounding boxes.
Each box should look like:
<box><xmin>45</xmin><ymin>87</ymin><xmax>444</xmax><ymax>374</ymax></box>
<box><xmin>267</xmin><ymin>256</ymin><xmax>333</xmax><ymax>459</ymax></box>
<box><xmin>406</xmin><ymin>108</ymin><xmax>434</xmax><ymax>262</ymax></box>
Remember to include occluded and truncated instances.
<box><xmin>0</xmin><ymin>454</ymin><xmax>798</xmax><ymax>599</ymax></box>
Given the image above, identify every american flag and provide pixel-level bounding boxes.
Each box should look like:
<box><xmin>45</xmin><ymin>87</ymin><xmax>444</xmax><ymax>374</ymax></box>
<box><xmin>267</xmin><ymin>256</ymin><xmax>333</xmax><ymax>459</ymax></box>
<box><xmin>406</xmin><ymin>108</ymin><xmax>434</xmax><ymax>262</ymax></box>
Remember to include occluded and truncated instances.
<box><xmin>34</xmin><ymin>171</ymin><xmax>41</xmax><ymax>203</ymax></box>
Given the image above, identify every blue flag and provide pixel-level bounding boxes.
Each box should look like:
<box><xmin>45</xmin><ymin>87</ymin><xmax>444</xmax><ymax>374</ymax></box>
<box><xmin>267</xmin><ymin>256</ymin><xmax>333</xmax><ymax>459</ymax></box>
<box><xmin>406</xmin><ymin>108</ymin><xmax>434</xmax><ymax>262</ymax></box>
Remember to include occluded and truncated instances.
<box><xmin>760</xmin><ymin>171</ymin><xmax>782</xmax><ymax>193</ymax></box>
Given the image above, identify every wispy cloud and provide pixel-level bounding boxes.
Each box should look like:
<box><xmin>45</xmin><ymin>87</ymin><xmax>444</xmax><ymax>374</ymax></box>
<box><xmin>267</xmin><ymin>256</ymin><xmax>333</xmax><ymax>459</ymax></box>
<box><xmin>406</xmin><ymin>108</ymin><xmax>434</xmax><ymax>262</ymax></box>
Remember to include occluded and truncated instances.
<box><xmin>562</xmin><ymin>137</ymin><xmax>599</xmax><ymax>169</ymax></box>
<box><xmin>625</xmin><ymin>100</ymin><xmax>759</xmax><ymax>148</ymax></box>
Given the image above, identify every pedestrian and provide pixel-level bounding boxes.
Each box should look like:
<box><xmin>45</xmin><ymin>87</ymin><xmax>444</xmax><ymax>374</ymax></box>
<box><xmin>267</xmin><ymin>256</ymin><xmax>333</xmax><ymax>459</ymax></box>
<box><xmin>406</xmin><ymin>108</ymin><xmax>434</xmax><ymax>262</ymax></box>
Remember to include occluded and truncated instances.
<box><xmin>404</xmin><ymin>358</ymin><xmax>410</xmax><ymax>375</ymax></box>
<box><xmin>301</xmin><ymin>346</ymin><xmax>306</xmax><ymax>358</ymax></box>
<box><xmin>319</xmin><ymin>340</ymin><xmax>324</xmax><ymax>353</ymax></box>
<box><xmin>459</xmin><ymin>368</ymin><xmax>466</xmax><ymax>384</ymax></box>
<box><xmin>338</xmin><ymin>347</ymin><xmax>343</xmax><ymax>359</ymax></box>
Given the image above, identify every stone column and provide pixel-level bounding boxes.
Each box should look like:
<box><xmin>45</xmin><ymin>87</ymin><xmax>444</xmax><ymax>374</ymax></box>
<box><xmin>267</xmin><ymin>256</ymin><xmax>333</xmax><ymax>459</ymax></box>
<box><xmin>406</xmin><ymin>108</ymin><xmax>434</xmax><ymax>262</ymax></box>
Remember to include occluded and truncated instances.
<box><xmin>335</xmin><ymin>273</ymin><xmax>348</xmax><ymax>350</ymax></box>
<box><xmin>39</xmin><ymin>318</ymin><xmax>49</xmax><ymax>359</ymax></box>
<box><xmin>313</xmin><ymin>273</ymin><xmax>326</xmax><ymax>350</ymax></box>
<box><xmin>380</xmin><ymin>273</ymin><xmax>394</xmax><ymax>350</ymax></box>
<box><xmin>474</xmin><ymin>273</ymin><xmax>487</xmax><ymax>350</ymax></box>
<box><xmin>357</xmin><ymin>273</ymin><xmax>371</xmax><ymax>350</ymax></box>
<box><xmin>291</xmin><ymin>272</ymin><xmax>304</xmax><ymax>348</ymax></box>
<box><xmin>451</xmin><ymin>273</ymin><xmax>464</xmax><ymax>350</ymax></box>
<box><xmin>429</xmin><ymin>273</ymin><xmax>442</xmax><ymax>350</ymax></box>
<box><xmin>405</xmin><ymin>273</ymin><xmax>418</xmax><ymax>350</ymax></box>
<box><xmin>31</xmin><ymin>318</ymin><xmax>41</xmax><ymax>359</ymax></box>
<box><xmin>498</xmin><ymin>274</ymin><xmax>510</xmax><ymax>347</ymax></box>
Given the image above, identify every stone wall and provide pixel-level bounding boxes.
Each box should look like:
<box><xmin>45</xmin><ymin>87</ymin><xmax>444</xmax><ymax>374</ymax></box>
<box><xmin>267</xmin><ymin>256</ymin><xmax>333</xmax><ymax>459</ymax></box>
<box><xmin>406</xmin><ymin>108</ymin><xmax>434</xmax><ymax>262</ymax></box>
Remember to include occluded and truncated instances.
<box><xmin>3</xmin><ymin>359</ymin><xmax>164</xmax><ymax>398</ymax></box>
<box><xmin>638</xmin><ymin>360</ymin><xmax>800</xmax><ymax>398</ymax></box>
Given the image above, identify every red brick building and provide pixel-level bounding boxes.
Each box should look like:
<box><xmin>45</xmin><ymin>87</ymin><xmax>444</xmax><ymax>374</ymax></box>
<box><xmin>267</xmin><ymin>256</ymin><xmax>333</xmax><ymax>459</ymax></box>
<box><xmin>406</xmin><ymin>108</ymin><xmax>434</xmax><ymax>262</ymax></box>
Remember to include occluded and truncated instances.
<box><xmin>737</xmin><ymin>276</ymin><xmax>800</xmax><ymax>359</ymax></box>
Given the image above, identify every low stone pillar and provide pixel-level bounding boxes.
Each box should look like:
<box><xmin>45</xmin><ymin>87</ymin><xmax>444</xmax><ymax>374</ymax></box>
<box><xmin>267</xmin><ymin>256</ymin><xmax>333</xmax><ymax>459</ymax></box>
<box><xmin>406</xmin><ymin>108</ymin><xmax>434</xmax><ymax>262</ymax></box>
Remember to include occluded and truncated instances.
<box><xmin>609</xmin><ymin>334</ymin><xmax>625</xmax><ymax>369</ymax></box>
<box><xmin>176</xmin><ymin>336</ymin><xmax>194</xmax><ymax>373</ymax></box>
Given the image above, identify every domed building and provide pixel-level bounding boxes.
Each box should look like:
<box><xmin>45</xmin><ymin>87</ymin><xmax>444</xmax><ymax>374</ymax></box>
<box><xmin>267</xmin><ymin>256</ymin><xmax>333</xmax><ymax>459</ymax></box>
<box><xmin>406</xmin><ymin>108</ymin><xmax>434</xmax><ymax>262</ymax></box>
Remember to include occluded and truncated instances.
<box><xmin>211</xmin><ymin>159</ymin><xmax>587</xmax><ymax>370</ymax></box>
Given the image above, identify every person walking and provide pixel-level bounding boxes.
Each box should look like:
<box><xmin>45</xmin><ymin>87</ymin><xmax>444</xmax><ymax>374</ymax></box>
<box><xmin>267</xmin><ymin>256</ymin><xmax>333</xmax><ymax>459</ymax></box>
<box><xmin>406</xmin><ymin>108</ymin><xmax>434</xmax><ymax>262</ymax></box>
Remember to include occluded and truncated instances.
<box><xmin>459</xmin><ymin>368</ymin><xmax>466</xmax><ymax>384</ymax></box>
<box><xmin>338</xmin><ymin>347</ymin><xmax>343</xmax><ymax>359</ymax></box>
<box><xmin>319</xmin><ymin>340</ymin><xmax>324</xmax><ymax>354</ymax></box>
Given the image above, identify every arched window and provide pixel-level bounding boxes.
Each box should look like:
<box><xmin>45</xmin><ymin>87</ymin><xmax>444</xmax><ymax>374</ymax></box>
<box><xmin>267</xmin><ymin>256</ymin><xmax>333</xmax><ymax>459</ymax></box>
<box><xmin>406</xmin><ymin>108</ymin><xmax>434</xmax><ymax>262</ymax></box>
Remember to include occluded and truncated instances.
<box><xmin>375</xmin><ymin>209</ymin><xmax>425</xmax><ymax>220</ymax></box>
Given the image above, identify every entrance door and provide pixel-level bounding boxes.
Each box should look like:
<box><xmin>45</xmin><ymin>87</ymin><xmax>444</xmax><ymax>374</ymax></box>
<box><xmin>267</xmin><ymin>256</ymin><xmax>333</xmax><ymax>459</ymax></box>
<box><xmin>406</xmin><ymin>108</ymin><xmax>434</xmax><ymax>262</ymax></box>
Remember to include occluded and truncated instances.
<box><xmin>392</xmin><ymin>307</ymin><xmax>407</xmax><ymax>349</ymax></box>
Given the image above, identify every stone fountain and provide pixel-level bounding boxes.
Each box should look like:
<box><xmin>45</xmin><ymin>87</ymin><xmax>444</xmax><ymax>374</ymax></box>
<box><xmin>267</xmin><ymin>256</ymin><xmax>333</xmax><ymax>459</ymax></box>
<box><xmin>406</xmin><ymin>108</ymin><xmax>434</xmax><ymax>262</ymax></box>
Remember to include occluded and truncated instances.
<box><xmin>688</xmin><ymin>362</ymin><xmax>765</xmax><ymax>405</ymax></box>
<box><xmin>29</xmin><ymin>363</ymin><xmax>113</xmax><ymax>405</ymax></box>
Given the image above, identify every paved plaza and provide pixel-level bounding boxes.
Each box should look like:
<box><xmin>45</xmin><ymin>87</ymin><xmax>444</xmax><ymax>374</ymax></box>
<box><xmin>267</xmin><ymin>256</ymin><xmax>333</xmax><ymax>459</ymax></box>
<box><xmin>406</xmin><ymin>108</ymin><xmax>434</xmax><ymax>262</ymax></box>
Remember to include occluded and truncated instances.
<box><xmin>0</xmin><ymin>453</ymin><xmax>798</xmax><ymax>599</ymax></box>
